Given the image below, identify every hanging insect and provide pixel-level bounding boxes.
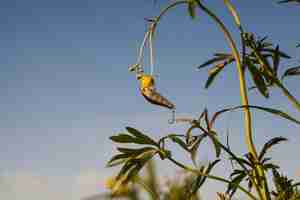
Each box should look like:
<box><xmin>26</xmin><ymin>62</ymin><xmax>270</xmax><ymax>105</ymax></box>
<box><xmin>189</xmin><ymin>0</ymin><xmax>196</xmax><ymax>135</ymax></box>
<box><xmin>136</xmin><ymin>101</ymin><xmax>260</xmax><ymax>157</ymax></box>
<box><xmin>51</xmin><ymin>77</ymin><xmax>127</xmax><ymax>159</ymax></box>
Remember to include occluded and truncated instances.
<box><xmin>129</xmin><ymin>20</ymin><xmax>176</xmax><ymax>123</ymax></box>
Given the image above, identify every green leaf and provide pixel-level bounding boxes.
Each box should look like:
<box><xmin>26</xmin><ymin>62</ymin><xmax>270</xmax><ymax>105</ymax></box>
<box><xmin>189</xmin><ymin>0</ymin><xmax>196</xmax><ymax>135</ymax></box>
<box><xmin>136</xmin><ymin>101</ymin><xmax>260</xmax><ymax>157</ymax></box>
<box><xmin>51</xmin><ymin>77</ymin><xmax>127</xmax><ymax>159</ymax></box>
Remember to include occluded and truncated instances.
<box><xmin>197</xmin><ymin>55</ymin><xmax>229</xmax><ymax>69</ymax></box>
<box><xmin>169</xmin><ymin>135</ymin><xmax>189</xmax><ymax>152</ymax></box>
<box><xmin>126</xmin><ymin>127</ymin><xmax>157</xmax><ymax>146</ymax></box>
<box><xmin>110</xmin><ymin>134</ymin><xmax>137</xmax><ymax>143</ymax></box>
<box><xmin>122</xmin><ymin>150</ymin><xmax>157</xmax><ymax>183</ymax></box>
<box><xmin>282</xmin><ymin>66</ymin><xmax>300</xmax><ymax>80</ymax></box>
<box><xmin>223</xmin><ymin>0</ymin><xmax>241</xmax><ymax>28</ymax></box>
<box><xmin>205</xmin><ymin>65</ymin><xmax>225</xmax><ymax>89</ymax></box>
<box><xmin>106</xmin><ymin>153</ymin><xmax>130</xmax><ymax>167</ymax></box>
<box><xmin>297</xmin><ymin>43</ymin><xmax>300</xmax><ymax>48</ymax></box>
<box><xmin>117</xmin><ymin>147</ymin><xmax>155</xmax><ymax>154</ymax></box>
<box><xmin>107</xmin><ymin>147</ymin><xmax>157</xmax><ymax>167</ymax></box>
<box><xmin>259</xmin><ymin>137</ymin><xmax>287</xmax><ymax>161</ymax></box>
<box><xmin>116</xmin><ymin>150</ymin><xmax>157</xmax><ymax>183</ymax></box>
<box><xmin>211</xmin><ymin>105</ymin><xmax>300</xmax><ymax>127</ymax></box>
<box><xmin>245</xmin><ymin>58</ymin><xmax>269</xmax><ymax>98</ymax></box>
<box><xmin>187</xmin><ymin>0</ymin><xmax>197</xmax><ymax>19</ymax></box>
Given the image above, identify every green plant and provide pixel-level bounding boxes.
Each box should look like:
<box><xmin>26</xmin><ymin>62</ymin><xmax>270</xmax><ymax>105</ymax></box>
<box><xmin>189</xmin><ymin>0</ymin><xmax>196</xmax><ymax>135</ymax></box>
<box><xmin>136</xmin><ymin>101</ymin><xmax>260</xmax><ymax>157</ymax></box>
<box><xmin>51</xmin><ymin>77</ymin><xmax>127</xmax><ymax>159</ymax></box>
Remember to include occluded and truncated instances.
<box><xmin>107</xmin><ymin>1</ymin><xmax>300</xmax><ymax>199</ymax></box>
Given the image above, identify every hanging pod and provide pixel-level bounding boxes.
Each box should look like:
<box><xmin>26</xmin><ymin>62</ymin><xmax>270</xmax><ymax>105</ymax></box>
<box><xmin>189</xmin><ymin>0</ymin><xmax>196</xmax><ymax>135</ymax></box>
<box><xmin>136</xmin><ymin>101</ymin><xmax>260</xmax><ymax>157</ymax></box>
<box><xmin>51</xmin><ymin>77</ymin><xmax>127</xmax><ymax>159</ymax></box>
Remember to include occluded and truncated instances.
<box><xmin>132</xmin><ymin>20</ymin><xmax>176</xmax><ymax>123</ymax></box>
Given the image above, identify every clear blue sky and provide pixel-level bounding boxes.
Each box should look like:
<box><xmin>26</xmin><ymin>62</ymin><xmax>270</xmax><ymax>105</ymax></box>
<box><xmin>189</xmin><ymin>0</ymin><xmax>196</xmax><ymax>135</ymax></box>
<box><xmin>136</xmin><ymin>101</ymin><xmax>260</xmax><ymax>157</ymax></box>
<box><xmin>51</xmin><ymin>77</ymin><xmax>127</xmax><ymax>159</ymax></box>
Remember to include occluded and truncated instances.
<box><xmin>1</xmin><ymin>0</ymin><xmax>300</xmax><ymax>199</ymax></box>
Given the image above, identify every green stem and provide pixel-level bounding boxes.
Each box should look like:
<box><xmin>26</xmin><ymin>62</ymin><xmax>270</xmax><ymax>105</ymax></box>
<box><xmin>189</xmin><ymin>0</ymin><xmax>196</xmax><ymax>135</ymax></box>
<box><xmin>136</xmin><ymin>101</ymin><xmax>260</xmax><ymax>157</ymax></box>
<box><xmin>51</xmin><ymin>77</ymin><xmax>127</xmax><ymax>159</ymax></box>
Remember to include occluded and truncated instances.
<box><xmin>276</xmin><ymin>80</ymin><xmax>300</xmax><ymax>112</ymax></box>
<box><xmin>194</xmin><ymin>1</ymin><xmax>269</xmax><ymax>199</ymax></box>
<box><xmin>167</xmin><ymin>156</ymin><xmax>258</xmax><ymax>200</ymax></box>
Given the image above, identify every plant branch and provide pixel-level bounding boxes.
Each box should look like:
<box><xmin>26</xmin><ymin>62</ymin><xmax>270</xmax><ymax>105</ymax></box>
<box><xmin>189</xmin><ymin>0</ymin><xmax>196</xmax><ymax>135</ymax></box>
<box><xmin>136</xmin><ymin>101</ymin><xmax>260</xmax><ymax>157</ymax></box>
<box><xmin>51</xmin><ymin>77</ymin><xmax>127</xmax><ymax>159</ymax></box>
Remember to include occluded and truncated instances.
<box><xmin>166</xmin><ymin>156</ymin><xmax>258</xmax><ymax>200</ymax></box>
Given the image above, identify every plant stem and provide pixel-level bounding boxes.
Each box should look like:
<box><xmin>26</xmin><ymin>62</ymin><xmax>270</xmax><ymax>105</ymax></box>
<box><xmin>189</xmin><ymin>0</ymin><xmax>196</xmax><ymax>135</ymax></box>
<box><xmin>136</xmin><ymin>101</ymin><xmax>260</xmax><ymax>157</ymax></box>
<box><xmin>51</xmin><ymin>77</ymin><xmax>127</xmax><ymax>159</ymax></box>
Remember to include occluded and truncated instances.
<box><xmin>166</xmin><ymin>156</ymin><xmax>258</xmax><ymax>200</ymax></box>
<box><xmin>194</xmin><ymin>1</ymin><xmax>269</xmax><ymax>199</ymax></box>
<box><xmin>276</xmin><ymin>80</ymin><xmax>300</xmax><ymax>112</ymax></box>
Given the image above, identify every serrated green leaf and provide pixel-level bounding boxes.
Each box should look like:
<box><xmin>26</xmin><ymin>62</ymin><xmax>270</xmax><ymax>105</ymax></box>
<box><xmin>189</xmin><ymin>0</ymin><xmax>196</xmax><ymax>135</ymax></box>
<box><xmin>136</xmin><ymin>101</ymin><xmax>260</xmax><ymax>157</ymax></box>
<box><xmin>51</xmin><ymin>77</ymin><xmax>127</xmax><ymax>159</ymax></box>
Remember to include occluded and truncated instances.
<box><xmin>205</xmin><ymin>65</ymin><xmax>224</xmax><ymax>88</ymax></box>
<box><xmin>126</xmin><ymin>127</ymin><xmax>157</xmax><ymax>146</ymax></box>
<box><xmin>245</xmin><ymin>58</ymin><xmax>269</xmax><ymax>98</ymax></box>
<box><xmin>259</xmin><ymin>137</ymin><xmax>287</xmax><ymax>161</ymax></box>
<box><xmin>224</xmin><ymin>0</ymin><xmax>241</xmax><ymax>28</ymax></box>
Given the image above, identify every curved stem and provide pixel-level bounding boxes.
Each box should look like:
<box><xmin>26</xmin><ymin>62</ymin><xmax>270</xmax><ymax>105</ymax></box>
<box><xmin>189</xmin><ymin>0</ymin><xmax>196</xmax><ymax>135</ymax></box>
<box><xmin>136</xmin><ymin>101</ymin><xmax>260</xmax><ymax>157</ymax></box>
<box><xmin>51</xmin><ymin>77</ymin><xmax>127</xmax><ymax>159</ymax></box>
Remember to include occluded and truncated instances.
<box><xmin>194</xmin><ymin>1</ymin><xmax>269</xmax><ymax>199</ymax></box>
<box><xmin>153</xmin><ymin>0</ymin><xmax>188</xmax><ymax>30</ymax></box>
<box><xmin>195</xmin><ymin>0</ymin><xmax>257</xmax><ymax>160</ymax></box>
<box><xmin>166</xmin><ymin>156</ymin><xmax>258</xmax><ymax>200</ymax></box>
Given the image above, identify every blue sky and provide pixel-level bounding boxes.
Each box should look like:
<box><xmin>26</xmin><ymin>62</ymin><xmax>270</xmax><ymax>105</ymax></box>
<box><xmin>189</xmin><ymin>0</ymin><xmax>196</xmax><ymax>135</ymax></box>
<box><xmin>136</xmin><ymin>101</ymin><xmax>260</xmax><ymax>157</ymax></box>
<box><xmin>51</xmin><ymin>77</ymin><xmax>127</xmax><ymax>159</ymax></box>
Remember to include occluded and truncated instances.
<box><xmin>1</xmin><ymin>0</ymin><xmax>300</xmax><ymax>199</ymax></box>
